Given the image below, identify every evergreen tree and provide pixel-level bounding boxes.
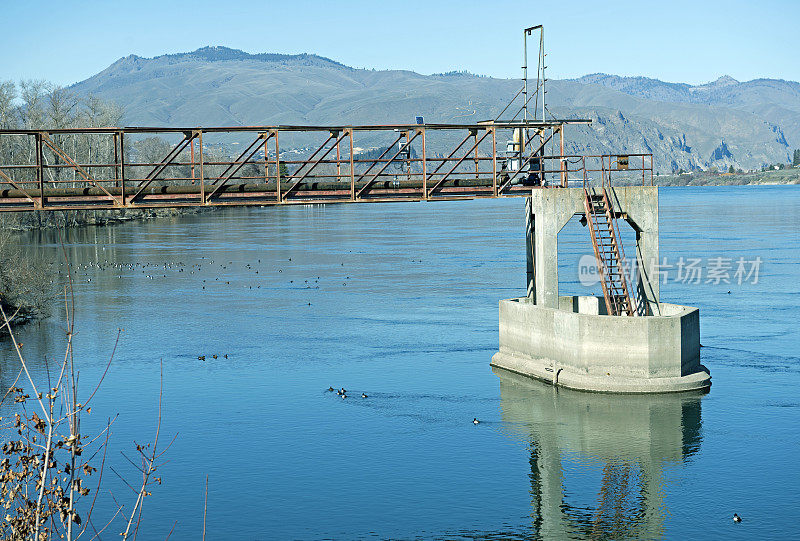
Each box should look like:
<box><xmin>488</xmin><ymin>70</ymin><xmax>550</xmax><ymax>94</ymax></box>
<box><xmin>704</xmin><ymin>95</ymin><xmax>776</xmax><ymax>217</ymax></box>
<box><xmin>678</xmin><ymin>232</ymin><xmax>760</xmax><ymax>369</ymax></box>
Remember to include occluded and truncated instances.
<box><xmin>793</xmin><ymin>149</ymin><xmax>800</xmax><ymax>167</ymax></box>
<box><xmin>728</xmin><ymin>165</ymin><xmax>735</xmax><ymax>174</ymax></box>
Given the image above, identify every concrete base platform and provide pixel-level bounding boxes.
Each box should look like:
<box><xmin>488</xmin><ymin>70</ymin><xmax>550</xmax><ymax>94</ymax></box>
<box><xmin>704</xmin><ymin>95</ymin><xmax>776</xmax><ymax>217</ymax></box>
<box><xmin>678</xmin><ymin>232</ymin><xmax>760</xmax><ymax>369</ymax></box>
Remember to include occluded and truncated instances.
<box><xmin>491</xmin><ymin>351</ymin><xmax>711</xmax><ymax>393</ymax></box>
<box><xmin>491</xmin><ymin>295</ymin><xmax>711</xmax><ymax>393</ymax></box>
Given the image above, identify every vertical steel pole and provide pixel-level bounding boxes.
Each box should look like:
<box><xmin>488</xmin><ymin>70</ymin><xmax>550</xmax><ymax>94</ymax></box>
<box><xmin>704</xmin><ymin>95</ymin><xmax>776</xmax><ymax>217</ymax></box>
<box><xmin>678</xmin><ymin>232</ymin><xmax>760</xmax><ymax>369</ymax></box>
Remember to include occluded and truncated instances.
<box><xmin>113</xmin><ymin>132</ymin><xmax>120</xmax><ymax>188</ymax></box>
<box><xmin>540</xmin><ymin>28</ymin><xmax>546</xmax><ymax>122</ymax></box>
<box><xmin>336</xmin><ymin>133</ymin><xmax>342</xmax><ymax>183</ymax></box>
<box><xmin>120</xmin><ymin>131</ymin><xmax>126</xmax><ymax>205</ymax></box>
<box><xmin>523</xmin><ymin>30</ymin><xmax>528</xmax><ymax>125</ymax></box>
<box><xmin>474</xmin><ymin>130</ymin><xmax>480</xmax><ymax>180</ymax></box>
<box><xmin>36</xmin><ymin>133</ymin><xmax>44</xmax><ymax>208</ymax></box>
<box><xmin>348</xmin><ymin>128</ymin><xmax>355</xmax><ymax>201</ymax></box>
<box><xmin>191</xmin><ymin>138</ymin><xmax>196</xmax><ymax>184</ymax></box>
<box><xmin>274</xmin><ymin>130</ymin><xmax>281</xmax><ymax>202</ymax></box>
<box><xmin>405</xmin><ymin>129</ymin><xmax>412</xmax><ymax>184</ymax></box>
<box><xmin>198</xmin><ymin>130</ymin><xmax>204</xmax><ymax>204</ymax></box>
<box><xmin>491</xmin><ymin>127</ymin><xmax>497</xmax><ymax>196</ymax></box>
<box><xmin>264</xmin><ymin>137</ymin><xmax>268</xmax><ymax>185</ymax></box>
<box><xmin>420</xmin><ymin>128</ymin><xmax>427</xmax><ymax>200</ymax></box>
<box><xmin>560</xmin><ymin>125</ymin><xmax>566</xmax><ymax>187</ymax></box>
<box><xmin>539</xmin><ymin>128</ymin><xmax>545</xmax><ymax>186</ymax></box>
<box><xmin>523</xmin><ymin>28</ymin><xmax>528</xmax><ymax>156</ymax></box>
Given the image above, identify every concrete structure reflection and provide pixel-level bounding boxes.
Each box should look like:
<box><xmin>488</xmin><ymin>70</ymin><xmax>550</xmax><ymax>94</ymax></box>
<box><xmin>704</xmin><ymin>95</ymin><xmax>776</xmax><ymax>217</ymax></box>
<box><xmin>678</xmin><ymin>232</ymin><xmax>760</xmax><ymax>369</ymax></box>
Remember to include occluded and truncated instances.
<box><xmin>495</xmin><ymin>367</ymin><xmax>704</xmax><ymax>539</ymax></box>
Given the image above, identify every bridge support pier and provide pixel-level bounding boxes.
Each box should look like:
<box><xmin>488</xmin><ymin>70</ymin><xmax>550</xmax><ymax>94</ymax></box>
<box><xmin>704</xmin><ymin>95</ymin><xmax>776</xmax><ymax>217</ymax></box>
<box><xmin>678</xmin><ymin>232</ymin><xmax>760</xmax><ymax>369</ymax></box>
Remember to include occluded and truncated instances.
<box><xmin>493</xmin><ymin>187</ymin><xmax>711</xmax><ymax>393</ymax></box>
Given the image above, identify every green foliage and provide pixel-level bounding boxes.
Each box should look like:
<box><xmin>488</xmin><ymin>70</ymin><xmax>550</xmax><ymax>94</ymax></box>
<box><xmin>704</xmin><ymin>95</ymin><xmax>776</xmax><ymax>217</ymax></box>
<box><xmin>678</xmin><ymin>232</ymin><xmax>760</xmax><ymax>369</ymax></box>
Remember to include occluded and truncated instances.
<box><xmin>728</xmin><ymin>165</ymin><xmax>735</xmax><ymax>174</ymax></box>
<box><xmin>793</xmin><ymin>149</ymin><xmax>800</xmax><ymax>167</ymax></box>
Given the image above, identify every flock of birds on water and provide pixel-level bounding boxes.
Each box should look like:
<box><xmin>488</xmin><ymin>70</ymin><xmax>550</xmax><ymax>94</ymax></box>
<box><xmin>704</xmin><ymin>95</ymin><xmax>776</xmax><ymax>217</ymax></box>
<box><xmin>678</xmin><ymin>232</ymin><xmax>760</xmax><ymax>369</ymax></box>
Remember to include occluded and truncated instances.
<box><xmin>324</xmin><ymin>385</ymin><xmax>482</xmax><ymax>425</ymax></box>
<box><xmin>326</xmin><ymin>387</ymin><xmax>368</xmax><ymax>400</ymax></box>
<box><xmin>55</xmin><ymin>252</ymin><xmax>749</xmax><ymax>526</ymax></box>
<box><xmin>58</xmin><ymin>253</ymin><xmax>363</xmax><ymax>302</ymax></box>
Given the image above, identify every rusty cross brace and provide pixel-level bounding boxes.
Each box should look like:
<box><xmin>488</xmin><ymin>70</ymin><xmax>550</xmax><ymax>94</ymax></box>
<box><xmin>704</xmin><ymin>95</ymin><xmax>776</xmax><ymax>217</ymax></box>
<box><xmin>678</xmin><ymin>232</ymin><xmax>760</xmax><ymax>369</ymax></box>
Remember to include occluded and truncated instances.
<box><xmin>356</xmin><ymin>130</ymin><xmax>420</xmax><ymax>199</ymax></box>
<box><xmin>497</xmin><ymin>129</ymin><xmax>557</xmax><ymax>193</ymax></box>
<box><xmin>41</xmin><ymin>132</ymin><xmax>121</xmax><ymax>206</ymax></box>
<box><xmin>283</xmin><ymin>130</ymin><xmax>350</xmax><ymax>199</ymax></box>
<box><xmin>286</xmin><ymin>132</ymin><xmax>336</xmax><ymax>179</ymax></box>
<box><xmin>350</xmin><ymin>132</ymin><xmax>405</xmax><ymax>188</ymax></box>
<box><xmin>130</xmin><ymin>131</ymin><xmax>197</xmax><ymax>202</ymax></box>
<box><xmin>427</xmin><ymin>129</ymin><xmax>490</xmax><ymax>197</ymax></box>
<box><xmin>204</xmin><ymin>132</ymin><xmax>273</xmax><ymax>203</ymax></box>
<box><xmin>421</xmin><ymin>131</ymin><xmax>474</xmax><ymax>184</ymax></box>
<box><xmin>210</xmin><ymin>132</ymin><xmax>272</xmax><ymax>186</ymax></box>
<box><xmin>0</xmin><ymin>168</ymin><xmax>37</xmax><ymax>206</ymax></box>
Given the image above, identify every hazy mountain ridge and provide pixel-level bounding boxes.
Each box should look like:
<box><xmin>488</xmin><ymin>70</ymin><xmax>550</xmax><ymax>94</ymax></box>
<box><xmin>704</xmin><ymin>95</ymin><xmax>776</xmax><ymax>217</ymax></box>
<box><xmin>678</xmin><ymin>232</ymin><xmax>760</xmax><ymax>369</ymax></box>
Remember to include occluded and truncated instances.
<box><xmin>68</xmin><ymin>47</ymin><xmax>800</xmax><ymax>172</ymax></box>
<box><xmin>575</xmin><ymin>72</ymin><xmax>800</xmax><ymax>110</ymax></box>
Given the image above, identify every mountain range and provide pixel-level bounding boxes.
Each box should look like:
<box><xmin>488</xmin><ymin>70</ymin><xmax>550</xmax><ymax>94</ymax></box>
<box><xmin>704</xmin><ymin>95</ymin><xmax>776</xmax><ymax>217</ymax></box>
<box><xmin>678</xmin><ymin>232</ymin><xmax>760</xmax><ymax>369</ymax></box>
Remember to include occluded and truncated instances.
<box><xmin>68</xmin><ymin>46</ymin><xmax>800</xmax><ymax>172</ymax></box>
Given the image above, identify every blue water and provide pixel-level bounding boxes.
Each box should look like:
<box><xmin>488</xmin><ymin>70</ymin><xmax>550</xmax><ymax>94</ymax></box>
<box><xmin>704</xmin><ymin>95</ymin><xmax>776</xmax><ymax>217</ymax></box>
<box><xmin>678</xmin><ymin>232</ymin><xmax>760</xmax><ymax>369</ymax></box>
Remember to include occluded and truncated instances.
<box><xmin>1</xmin><ymin>185</ymin><xmax>798</xmax><ymax>539</ymax></box>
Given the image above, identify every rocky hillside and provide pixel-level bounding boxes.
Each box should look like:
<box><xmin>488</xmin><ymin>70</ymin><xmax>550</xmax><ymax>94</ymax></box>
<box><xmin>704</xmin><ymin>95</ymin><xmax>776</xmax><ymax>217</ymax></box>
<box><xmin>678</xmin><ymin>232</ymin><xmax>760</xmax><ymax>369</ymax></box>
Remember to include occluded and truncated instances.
<box><xmin>68</xmin><ymin>47</ymin><xmax>799</xmax><ymax>173</ymax></box>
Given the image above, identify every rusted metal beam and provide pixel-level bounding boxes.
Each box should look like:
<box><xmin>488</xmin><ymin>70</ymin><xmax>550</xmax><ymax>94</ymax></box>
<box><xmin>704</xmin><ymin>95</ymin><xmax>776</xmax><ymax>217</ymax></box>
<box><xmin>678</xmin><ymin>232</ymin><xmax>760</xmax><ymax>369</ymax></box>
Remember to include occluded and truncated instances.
<box><xmin>420</xmin><ymin>128</ymin><xmax>428</xmax><ymax>201</ymax></box>
<box><xmin>204</xmin><ymin>132</ymin><xmax>273</xmax><ymax>203</ymax></box>
<box><xmin>283</xmin><ymin>130</ymin><xmax>349</xmax><ymax>199</ymax></box>
<box><xmin>0</xmin><ymin>168</ymin><xmax>36</xmax><ymax>206</ymax></box>
<box><xmin>273</xmin><ymin>130</ymin><xmax>281</xmax><ymax>202</ymax></box>
<box><xmin>427</xmin><ymin>129</ymin><xmax>491</xmax><ymax>197</ymax></box>
<box><xmin>191</xmin><ymin>138</ymin><xmax>196</xmax><ymax>184</ymax></box>
<box><xmin>0</xmin><ymin>122</ymin><xmax>659</xmax><ymax>214</ymax></box>
<box><xmin>351</xmin><ymin>132</ymin><xmax>405</xmax><ymax>192</ymax></box>
<box><xmin>491</xmin><ymin>127</ymin><xmax>497</xmax><ymax>197</ymax></box>
<box><xmin>113</xmin><ymin>131</ymin><xmax>120</xmax><ymax>187</ymax></box>
<box><xmin>421</xmin><ymin>131</ymin><xmax>473</xmax><ymax>183</ymax></box>
<box><xmin>36</xmin><ymin>133</ymin><xmax>44</xmax><ymax>208</ymax></box>
<box><xmin>347</xmin><ymin>128</ymin><xmax>355</xmax><ymax>201</ymax></box>
<box><xmin>198</xmin><ymin>130</ymin><xmax>204</xmax><ymax>203</ymax></box>
<box><xmin>40</xmin><ymin>132</ymin><xmax>121</xmax><ymax>206</ymax></box>
<box><xmin>0</xmin><ymin>120</ymin><xmax>591</xmax><ymax>136</ymax></box>
<box><xmin>129</xmin><ymin>131</ymin><xmax>197</xmax><ymax>202</ymax></box>
<box><xmin>355</xmin><ymin>130</ymin><xmax>420</xmax><ymax>198</ymax></box>
<box><xmin>119</xmin><ymin>130</ymin><xmax>126</xmax><ymax>203</ymax></box>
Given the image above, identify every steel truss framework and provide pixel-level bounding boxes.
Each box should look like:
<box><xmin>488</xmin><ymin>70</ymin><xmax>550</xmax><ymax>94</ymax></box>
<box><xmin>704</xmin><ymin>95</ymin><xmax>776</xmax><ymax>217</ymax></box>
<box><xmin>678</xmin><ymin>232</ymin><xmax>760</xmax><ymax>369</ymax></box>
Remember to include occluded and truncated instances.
<box><xmin>0</xmin><ymin>121</ymin><xmax>652</xmax><ymax>212</ymax></box>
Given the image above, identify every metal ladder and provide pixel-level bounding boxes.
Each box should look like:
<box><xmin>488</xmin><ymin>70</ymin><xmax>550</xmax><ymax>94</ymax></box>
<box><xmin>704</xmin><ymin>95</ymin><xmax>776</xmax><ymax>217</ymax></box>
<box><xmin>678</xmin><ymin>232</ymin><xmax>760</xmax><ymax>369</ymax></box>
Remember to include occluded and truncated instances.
<box><xmin>583</xmin><ymin>185</ymin><xmax>636</xmax><ymax>316</ymax></box>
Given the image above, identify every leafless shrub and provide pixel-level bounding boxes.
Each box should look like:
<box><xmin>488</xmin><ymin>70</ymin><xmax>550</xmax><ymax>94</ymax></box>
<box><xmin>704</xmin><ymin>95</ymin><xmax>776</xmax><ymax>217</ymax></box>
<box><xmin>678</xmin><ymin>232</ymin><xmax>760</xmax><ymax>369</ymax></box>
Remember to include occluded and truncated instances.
<box><xmin>0</xmin><ymin>253</ymin><xmax>173</xmax><ymax>539</ymax></box>
<box><xmin>0</xmin><ymin>230</ymin><xmax>49</xmax><ymax>323</ymax></box>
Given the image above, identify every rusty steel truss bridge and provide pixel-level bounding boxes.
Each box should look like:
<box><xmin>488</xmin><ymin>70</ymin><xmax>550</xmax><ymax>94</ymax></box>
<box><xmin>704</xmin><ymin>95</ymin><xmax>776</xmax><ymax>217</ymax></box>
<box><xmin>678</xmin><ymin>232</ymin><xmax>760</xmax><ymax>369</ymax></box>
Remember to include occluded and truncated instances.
<box><xmin>0</xmin><ymin>121</ymin><xmax>652</xmax><ymax>212</ymax></box>
<box><xmin>0</xmin><ymin>23</ymin><xmax>658</xmax><ymax>317</ymax></box>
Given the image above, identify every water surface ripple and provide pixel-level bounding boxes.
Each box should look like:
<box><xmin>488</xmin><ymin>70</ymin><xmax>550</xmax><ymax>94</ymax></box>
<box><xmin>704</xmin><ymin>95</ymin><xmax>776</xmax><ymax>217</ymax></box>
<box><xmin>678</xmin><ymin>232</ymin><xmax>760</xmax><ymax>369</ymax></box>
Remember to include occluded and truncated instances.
<box><xmin>1</xmin><ymin>185</ymin><xmax>798</xmax><ymax>539</ymax></box>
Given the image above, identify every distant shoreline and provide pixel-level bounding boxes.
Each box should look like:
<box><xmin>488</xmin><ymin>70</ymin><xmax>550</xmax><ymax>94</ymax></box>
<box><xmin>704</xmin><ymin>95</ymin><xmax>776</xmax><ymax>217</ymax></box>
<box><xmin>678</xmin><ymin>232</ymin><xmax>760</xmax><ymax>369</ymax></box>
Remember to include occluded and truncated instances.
<box><xmin>653</xmin><ymin>168</ymin><xmax>799</xmax><ymax>187</ymax></box>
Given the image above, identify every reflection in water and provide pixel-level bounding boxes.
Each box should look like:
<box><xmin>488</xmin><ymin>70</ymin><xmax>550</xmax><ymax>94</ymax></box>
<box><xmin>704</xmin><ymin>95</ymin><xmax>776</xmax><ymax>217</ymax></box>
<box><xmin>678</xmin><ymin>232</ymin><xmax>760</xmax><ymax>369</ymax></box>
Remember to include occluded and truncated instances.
<box><xmin>495</xmin><ymin>367</ymin><xmax>705</xmax><ymax>540</ymax></box>
<box><xmin>2</xmin><ymin>188</ymin><xmax>793</xmax><ymax>538</ymax></box>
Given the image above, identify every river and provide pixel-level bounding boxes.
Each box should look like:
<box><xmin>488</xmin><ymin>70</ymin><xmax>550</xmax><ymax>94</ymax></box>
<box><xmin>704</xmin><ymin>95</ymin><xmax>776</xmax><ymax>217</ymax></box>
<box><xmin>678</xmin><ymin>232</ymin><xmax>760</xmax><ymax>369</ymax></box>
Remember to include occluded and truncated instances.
<box><xmin>1</xmin><ymin>185</ymin><xmax>798</xmax><ymax>539</ymax></box>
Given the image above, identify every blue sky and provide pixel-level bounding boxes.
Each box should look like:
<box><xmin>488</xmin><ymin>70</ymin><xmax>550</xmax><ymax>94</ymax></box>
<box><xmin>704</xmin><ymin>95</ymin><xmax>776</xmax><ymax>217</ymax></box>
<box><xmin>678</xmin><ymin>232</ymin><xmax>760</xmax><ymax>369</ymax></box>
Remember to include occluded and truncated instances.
<box><xmin>2</xmin><ymin>0</ymin><xmax>797</xmax><ymax>86</ymax></box>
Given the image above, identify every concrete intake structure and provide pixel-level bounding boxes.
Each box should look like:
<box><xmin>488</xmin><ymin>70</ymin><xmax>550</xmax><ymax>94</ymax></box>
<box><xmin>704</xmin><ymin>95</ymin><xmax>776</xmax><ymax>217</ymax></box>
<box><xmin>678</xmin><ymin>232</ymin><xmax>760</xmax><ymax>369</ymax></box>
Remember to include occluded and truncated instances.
<box><xmin>491</xmin><ymin>186</ymin><xmax>711</xmax><ymax>393</ymax></box>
